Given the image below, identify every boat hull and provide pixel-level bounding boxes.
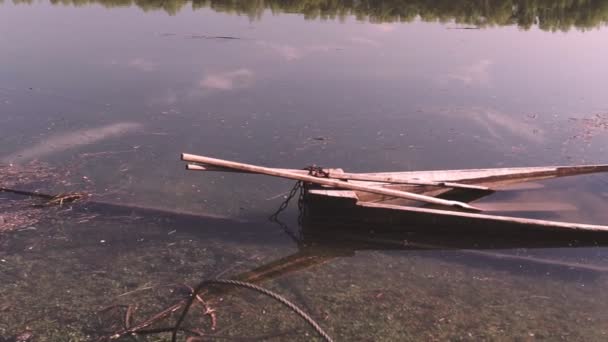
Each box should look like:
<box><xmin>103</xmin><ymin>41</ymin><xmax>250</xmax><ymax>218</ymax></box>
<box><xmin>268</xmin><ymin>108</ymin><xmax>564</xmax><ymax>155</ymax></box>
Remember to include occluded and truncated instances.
<box><xmin>302</xmin><ymin>191</ymin><xmax>608</xmax><ymax>247</ymax></box>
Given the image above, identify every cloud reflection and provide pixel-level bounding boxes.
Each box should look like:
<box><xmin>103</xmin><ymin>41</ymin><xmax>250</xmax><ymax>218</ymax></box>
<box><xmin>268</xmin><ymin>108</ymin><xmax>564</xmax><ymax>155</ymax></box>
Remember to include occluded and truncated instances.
<box><xmin>200</xmin><ymin>69</ymin><xmax>254</xmax><ymax>91</ymax></box>
<box><xmin>348</xmin><ymin>36</ymin><xmax>381</xmax><ymax>47</ymax></box>
<box><xmin>128</xmin><ymin>58</ymin><xmax>158</xmax><ymax>72</ymax></box>
<box><xmin>2</xmin><ymin>122</ymin><xmax>142</xmax><ymax>164</ymax></box>
<box><xmin>373</xmin><ymin>23</ymin><xmax>397</xmax><ymax>32</ymax></box>
<box><xmin>256</xmin><ymin>41</ymin><xmax>340</xmax><ymax>61</ymax></box>
<box><xmin>257</xmin><ymin>41</ymin><xmax>301</xmax><ymax>60</ymax></box>
<box><xmin>436</xmin><ymin>107</ymin><xmax>543</xmax><ymax>142</ymax></box>
<box><xmin>446</xmin><ymin>59</ymin><xmax>493</xmax><ymax>86</ymax></box>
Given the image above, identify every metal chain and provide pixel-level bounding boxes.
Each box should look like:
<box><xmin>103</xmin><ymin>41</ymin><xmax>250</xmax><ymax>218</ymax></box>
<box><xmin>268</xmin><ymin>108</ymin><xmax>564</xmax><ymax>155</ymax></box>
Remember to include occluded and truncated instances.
<box><xmin>268</xmin><ymin>181</ymin><xmax>304</xmax><ymax>243</ymax></box>
<box><xmin>304</xmin><ymin>165</ymin><xmax>330</xmax><ymax>178</ymax></box>
<box><xmin>297</xmin><ymin>181</ymin><xmax>307</xmax><ymax>225</ymax></box>
<box><xmin>268</xmin><ymin>181</ymin><xmax>303</xmax><ymax>222</ymax></box>
<box><xmin>268</xmin><ymin>166</ymin><xmax>325</xmax><ymax>239</ymax></box>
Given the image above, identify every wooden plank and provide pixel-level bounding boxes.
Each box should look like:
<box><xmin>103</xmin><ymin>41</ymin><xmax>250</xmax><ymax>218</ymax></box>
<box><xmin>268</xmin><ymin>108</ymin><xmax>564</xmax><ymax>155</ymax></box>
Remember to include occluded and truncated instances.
<box><xmin>188</xmin><ymin>163</ymin><xmax>608</xmax><ymax>184</ymax></box>
<box><xmin>181</xmin><ymin>153</ymin><xmax>482</xmax><ymax>212</ymax></box>
<box><xmin>475</xmin><ymin>201</ymin><xmax>577</xmax><ymax>212</ymax></box>
<box><xmin>187</xmin><ymin>163</ymin><xmax>608</xmax><ymax>190</ymax></box>
<box><xmin>188</xmin><ymin>164</ymin><xmax>310</xmax><ymax>174</ymax></box>
<box><xmin>307</xmin><ymin>189</ymin><xmax>359</xmax><ymax>199</ymax></box>
<box><xmin>186</xmin><ymin>164</ymin><xmax>490</xmax><ymax>190</ymax></box>
<box><xmin>358</xmin><ymin>164</ymin><xmax>608</xmax><ymax>185</ymax></box>
<box><xmin>498</xmin><ymin>182</ymin><xmax>545</xmax><ymax>190</ymax></box>
<box><xmin>357</xmin><ymin>202</ymin><xmax>608</xmax><ymax>232</ymax></box>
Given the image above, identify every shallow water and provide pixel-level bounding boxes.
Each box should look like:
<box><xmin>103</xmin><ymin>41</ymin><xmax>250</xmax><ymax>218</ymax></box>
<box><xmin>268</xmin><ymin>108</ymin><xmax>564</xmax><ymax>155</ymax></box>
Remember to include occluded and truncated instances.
<box><xmin>1</xmin><ymin>0</ymin><xmax>608</xmax><ymax>340</ymax></box>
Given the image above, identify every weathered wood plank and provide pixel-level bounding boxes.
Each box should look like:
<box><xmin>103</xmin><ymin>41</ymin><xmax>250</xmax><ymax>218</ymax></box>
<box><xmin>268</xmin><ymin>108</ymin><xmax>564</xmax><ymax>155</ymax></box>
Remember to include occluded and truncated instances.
<box><xmin>187</xmin><ymin>163</ymin><xmax>608</xmax><ymax>190</ymax></box>
<box><xmin>359</xmin><ymin>164</ymin><xmax>608</xmax><ymax>185</ymax></box>
<box><xmin>187</xmin><ymin>164</ymin><xmax>489</xmax><ymax>190</ymax></box>
<box><xmin>182</xmin><ymin>153</ymin><xmax>482</xmax><ymax>211</ymax></box>
<box><xmin>475</xmin><ymin>201</ymin><xmax>577</xmax><ymax>212</ymax></box>
<box><xmin>357</xmin><ymin>202</ymin><xmax>608</xmax><ymax>232</ymax></box>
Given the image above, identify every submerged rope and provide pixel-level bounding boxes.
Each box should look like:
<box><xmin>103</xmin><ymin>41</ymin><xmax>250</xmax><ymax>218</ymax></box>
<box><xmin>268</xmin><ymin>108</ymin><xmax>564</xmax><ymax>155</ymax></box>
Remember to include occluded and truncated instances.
<box><xmin>172</xmin><ymin>279</ymin><xmax>334</xmax><ymax>342</ymax></box>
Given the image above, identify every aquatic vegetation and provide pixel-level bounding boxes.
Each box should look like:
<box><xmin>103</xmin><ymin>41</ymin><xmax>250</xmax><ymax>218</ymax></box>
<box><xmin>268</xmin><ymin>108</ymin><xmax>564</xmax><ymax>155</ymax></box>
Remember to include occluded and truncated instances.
<box><xmin>0</xmin><ymin>163</ymin><xmax>60</xmax><ymax>232</ymax></box>
<box><xmin>1</xmin><ymin>208</ymin><xmax>608</xmax><ymax>340</ymax></box>
<box><xmin>0</xmin><ymin>162</ymin><xmax>90</xmax><ymax>233</ymax></box>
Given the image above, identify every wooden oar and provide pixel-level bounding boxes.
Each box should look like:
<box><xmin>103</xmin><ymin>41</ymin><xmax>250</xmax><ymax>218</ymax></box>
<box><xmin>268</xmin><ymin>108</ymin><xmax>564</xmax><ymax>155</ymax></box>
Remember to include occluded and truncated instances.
<box><xmin>475</xmin><ymin>201</ymin><xmax>577</xmax><ymax>212</ymax></box>
<box><xmin>181</xmin><ymin>153</ymin><xmax>482</xmax><ymax>212</ymax></box>
<box><xmin>186</xmin><ymin>164</ymin><xmax>490</xmax><ymax>191</ymax></box>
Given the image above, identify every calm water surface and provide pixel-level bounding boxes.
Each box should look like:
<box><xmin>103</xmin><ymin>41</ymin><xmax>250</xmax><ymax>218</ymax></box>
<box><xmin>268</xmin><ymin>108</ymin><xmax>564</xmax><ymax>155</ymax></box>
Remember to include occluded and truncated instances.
<box><xmin>1</xmin><ymin>1</ymin><xmax>608</xmax><ymax>340</ymax></box>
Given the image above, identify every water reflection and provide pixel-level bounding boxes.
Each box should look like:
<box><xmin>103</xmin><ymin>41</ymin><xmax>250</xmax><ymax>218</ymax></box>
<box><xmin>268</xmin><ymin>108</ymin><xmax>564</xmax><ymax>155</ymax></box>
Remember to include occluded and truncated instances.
<box><xmin>431</xmin><ymin>107</ymin><xmax>543</xmax><ymax>143</ymax></box>
<box><xmin>1</xmin><ymin>200</ymin><xmax>607</xmax><ymax>339</ymax></box>
<box><xmin>443</xmin><ymin>59</ymin><xmax>494</xmax><ymax>86</ymax></box>
<box><xmin>5</xmin><ymin>0</ymin><xmax>608</xmax><ymax>30</ymax></box>
<box><xmin>200</xmin><ymin>68</ymin><xmax>254</xmax><ymax>91</ymax></box>
<box><xmin>2</xmin><ymin>122</ymin><xmax>142</xmax><ymax>164</ymax></box>
<box><xmin>2</xmin><ymin>0</ymin><xmax>608</xmax><ymax>338</ymax></box>
<box><xmin>256</xmin><ymin>41</ymin><xmax>341</xmax><ymax>61</ymax></box>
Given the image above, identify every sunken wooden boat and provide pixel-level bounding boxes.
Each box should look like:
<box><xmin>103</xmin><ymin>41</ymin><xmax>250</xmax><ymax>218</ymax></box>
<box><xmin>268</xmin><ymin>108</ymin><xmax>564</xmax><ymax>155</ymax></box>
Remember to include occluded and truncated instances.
<box><xmin>181</xmin><ymin>153</ymin><xmax>608</xmax><ymax>235</ymax></box>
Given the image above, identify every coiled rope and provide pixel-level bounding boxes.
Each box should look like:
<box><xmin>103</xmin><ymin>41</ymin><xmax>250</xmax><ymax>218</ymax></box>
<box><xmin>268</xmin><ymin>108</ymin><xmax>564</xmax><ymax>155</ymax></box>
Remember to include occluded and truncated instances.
<box><xmin>172</xmin><ymin>279</ymin><xmax>334</xmax><ymax>342</ymax></box>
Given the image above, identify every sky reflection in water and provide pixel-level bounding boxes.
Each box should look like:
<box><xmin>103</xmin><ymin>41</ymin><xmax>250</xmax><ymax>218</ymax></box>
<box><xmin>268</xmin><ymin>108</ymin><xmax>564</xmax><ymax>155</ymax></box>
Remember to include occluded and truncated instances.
<box><xmin>1</xmin><ymin>1</ymin><xmax>608</xmax><ymax>340</ymax></box>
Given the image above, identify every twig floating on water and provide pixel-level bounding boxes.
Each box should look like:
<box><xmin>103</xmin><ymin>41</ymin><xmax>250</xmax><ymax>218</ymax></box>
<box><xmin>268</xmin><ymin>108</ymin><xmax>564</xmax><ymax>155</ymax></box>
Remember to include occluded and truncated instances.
<box><xmin>80</xmin><ymin>150</ymin><xmax>136</xmax><ymax>158</ymax></box>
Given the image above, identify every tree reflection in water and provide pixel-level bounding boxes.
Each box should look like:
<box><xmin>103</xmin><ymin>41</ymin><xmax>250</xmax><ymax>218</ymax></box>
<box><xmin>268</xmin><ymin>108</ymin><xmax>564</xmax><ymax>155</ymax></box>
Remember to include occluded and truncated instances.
<box><xmin>6</xmin><ymin>0</ymin><xmax>608</xmax><ymax>31</ymax></box>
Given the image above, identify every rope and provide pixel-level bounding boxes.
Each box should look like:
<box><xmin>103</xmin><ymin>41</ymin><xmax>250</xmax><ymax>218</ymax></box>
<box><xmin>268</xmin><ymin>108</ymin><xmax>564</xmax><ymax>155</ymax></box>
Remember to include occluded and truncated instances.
<box><xmin>172</xmin><ymin>279</ymin><xmax>334</xmax><ymax>342</ymax></box>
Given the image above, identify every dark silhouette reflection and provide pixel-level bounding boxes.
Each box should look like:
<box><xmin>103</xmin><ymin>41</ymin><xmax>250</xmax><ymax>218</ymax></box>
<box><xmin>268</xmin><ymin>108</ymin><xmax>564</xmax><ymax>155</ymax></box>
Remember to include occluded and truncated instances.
<box><xmin>242</xmin><ymin>220</ymin><xmax>608</xmax><ymax>283</ymax></box>
<box><xmin>7</xmin><ymin>0</ymin><xmax>608</xmax><ymax>31</ymax></box>
<box><xmin>78</xmin><ymin>200</ymin><xmax>608</xmax><ymax>281</ymax></box>
<box><xmin>3</xmin><ymin>197</ymin><xmax>606</xmax><ymax>340</ymax></box>
<box><xmin>3</xmin><ymin>198</ymin><xmax>606</xmax><ymax>281</ymax></box>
